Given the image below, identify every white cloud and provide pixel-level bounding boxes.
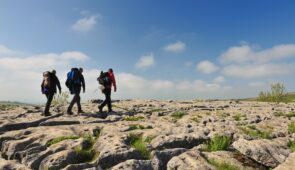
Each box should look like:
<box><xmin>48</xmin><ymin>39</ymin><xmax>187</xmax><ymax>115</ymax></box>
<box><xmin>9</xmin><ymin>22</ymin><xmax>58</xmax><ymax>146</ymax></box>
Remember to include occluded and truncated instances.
<box><xmin>222</xmin><ymin>63</ymin><xmax>295</xmax><ymax>78</ymax></box>
<box><xmin>163</xmin><ymin>41</ymin><xmax>186</xmax><ymax>53</ymax></box>
<box><xmin>0</xmin><ymin>51</ymin><xmax>89</xmax><ymax>71</ymax></box>
<box><xmin>135</xmin><ymin>53</ymin><xmax>155</xmax><ymax>69</ymax></box>
<box><xmin>72</xmin><ymin>15</ymin><xmax>101</xmax><ymax>32</ymax></box>
<box><xmin>220</xmin><ymin>44</ymin><xmax>295</xmax><ymax>63</ymax></box>
<box><xmin>196</xmin><ymin>60</ymin><xmax>219</xmax><ymax>74</ymax></box>
<box><xmin>213</xmin><ymin>76</ymin><xmax>225</xmax><ymax>83</ymax></box>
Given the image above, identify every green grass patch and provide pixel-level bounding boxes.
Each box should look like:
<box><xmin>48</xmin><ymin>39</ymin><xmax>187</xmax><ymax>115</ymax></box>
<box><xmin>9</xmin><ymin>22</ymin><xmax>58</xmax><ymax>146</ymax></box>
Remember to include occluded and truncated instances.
<box><xmin>240</xmin><ymin>125</ymin><xmax>272</xmax><ymax>139</ymax></box>
<box><xmin>123</xmin><ymin>116</ymin><xmax>145</xmax><ymax>121</ymax></box>
<box><xmin>148</xmin><ymin>108</ymin><xmax>166</xmax><ymax>113</ymax></box>
<box><xmin>232</xmin><ymin>113</ymin><xmax>246</xmax><ymax>121</ymax></box>
<box><xmin>75</xmin><ymin>133</ymin><xmax>99</xmax><ymax>163</ymax></box>
<box><xmin>127</xmin><ymin>134</ymin><xmax>151</xmax><ymax>160</ymax></box>
<box><xmin>208</xmin><ymin>159</ymin><xmax>239</xmax><ymax>170</ymax></box>
<box><xmin>144</xmin><ymin>136</ymin><xmax>156</xmax><ymax>143</ymax></box>
<box><xmin>273</xmin><ymin>112</ymin><xmax>284</xmax><ymax>117</ymax></box>
<box><xmin>286</xmin><ymin>112</ymin><xmax>295</xmax><ymax>118</ymax></box>
<box><xmin>203</xmin><ymin>134</ymin><xmax>231</xmax><ymax>152</ymax></box>
<box><xmin>288</xmin><ymin>122</ymin><xmax>295</xmax><ymax>133</ymax></box>
<box><xmin>46</xmin><ymin>136</ymin><xmax>79</xmax><ymax>146</ymax></box>
<box><xmin>171</xmin><ymin>111</ymin><xmax>187</xmax><ymax>119</ymax></box>
<box><xmin>129</xmin><ymin>124</ymin><xmax>146</xmax><ymax>130</ymax></box>
<box><xmin>288</xmin><ymin>140</ymin><xmax>295</xmax><ymax>152</ymax></box>
<box><xmin>191</xmin><ymin>117</ymin><xmax>200</xmax><ymax>123</ymax></box>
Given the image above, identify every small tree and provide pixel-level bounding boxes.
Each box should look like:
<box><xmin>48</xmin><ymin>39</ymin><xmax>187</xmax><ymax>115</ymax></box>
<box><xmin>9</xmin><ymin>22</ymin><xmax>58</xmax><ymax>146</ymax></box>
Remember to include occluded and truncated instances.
<box><xmin>52</xmin><ymin>91</ymin><xmax>69</xmax><ymax>106</ymax></box>
<box><xmin>257</xmin><ymin>83</ymin><xmax>286</xmax><ymax>103</ymax></box>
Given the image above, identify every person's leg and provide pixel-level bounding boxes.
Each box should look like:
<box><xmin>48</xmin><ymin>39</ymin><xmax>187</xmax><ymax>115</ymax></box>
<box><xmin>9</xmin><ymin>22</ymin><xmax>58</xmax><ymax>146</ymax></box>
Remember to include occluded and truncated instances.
<box><xmin>99</xmin><ymin>90</ymin><xmax>107</xmax><ymax>112</ymax></box>
<box><xmin>67</xmin><ymin>94</ymin><xmax>77</xmax><ymax>114</ymax></box>
<box><xmin>106</xmin><ymin>89</ymin><xmax>112</xmax><ymax>112</ymax></box>
<box><xmin>77</xmin><ymin>94</ymin><xmax>82</xmax><ymax>112</ymax></box>
<box><xmin>44</xmin><ymin>93</ymin><xmax>54</xmax><ymax>116</ymax></box>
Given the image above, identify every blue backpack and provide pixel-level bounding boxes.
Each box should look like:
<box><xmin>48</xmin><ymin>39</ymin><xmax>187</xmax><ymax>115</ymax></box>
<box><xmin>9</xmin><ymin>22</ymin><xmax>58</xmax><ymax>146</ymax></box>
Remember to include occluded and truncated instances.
<box><xmin>65</xmin><ymin>68</ymin><xmax>81</xmax><ymax>89</ymax></box>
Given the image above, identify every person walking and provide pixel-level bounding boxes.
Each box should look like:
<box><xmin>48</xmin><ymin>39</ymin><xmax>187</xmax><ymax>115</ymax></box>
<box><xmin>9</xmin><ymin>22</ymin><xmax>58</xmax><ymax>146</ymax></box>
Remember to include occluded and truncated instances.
<box><xmin>98</xmin><ymin>68</ymin><xmax>117</xmax><ymax>118</ymax></box>
<box><xmin>41</xmin><ymin>69</ymin><xmax>61</xmax><ymax>116</ymax></box>
<box><xmin>67</xmin><ymin>67</ymin><xmax>85</xmax><ymax>115</ymax></box>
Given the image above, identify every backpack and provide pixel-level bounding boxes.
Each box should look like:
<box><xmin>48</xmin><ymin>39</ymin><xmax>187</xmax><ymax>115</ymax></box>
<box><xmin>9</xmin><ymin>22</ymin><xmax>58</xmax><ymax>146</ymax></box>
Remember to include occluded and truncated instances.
<box><xmin>43</xmin><ymin>71</ymin><xmax>51</xmax><ymax>88</ymax></box>
<box><xmin>97</xmin><ymin>72</ymin><xmax>112</xmax><ymax>87</ymax></box>
<box><xmin>66</xmin><ymin>68</ymin><xmax>81</xmax><ymax>88</ymax></box>
<box><xmin>42</xmin><ymin>71</ymin><xmax>51</xmax><ymax>94</ymax></box>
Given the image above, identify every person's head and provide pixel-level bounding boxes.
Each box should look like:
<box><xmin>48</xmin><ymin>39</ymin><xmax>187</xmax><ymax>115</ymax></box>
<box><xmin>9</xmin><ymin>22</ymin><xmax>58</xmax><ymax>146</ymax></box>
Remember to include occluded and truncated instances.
<box><xmin>79</xmin><ymin>68</ymin><xmax>83</xmax><ymax>73</ymax></box>
<box><xmin>108</xmin><ymin>68</ymin><xmax>113</xmax><ymax>73</ymax></box>
<box><xmin>51</xmin><ymin>69</ymin><xmax>56</xmax><ymax>75</ymax></box>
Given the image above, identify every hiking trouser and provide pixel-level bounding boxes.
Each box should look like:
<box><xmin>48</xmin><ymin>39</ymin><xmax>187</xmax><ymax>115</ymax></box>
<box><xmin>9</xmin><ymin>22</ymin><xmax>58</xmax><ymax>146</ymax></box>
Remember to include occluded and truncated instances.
<box><xmin>100</xmin><ymin>88</ymin><xmax>112</xmax><ymax>112</ymax></box>
<box><xmin>44</xmin><ymin>93</ymin><xmax>54</xmax><ymax>115</ymax></box>
<box><xmin>68</xmin><ymin>90</ymin><xmax>82</xmax><ymax>112</ymax></box>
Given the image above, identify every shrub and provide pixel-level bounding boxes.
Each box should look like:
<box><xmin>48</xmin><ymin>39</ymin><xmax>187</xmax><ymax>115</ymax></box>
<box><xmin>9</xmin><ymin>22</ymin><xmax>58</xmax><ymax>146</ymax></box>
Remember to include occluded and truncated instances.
<box><xmin>52</xmin><ymin>91</ymin><xmax>69</xmax><ymax>106</ymax></box>
<box><xmin>46</xmin><ymin>136</ymin><xmax>79</xmax><ymax>146</ymax></box>
<box><xmin>203</xmin><ymin>135</ymin><xmax>231</xmax><ymax>152</ymax></box>
<box><xmin>171</xmin><ymin>111</ymin><xmax>187</xmax><ymax>119</ymax></box>
<box><xmin>288</xmin><ymin>122</ymin><xmax>295</xmax><ymax>134</ymax></box>
<box><xmin>258</xmin><ymin>83</ymin><xmax>286</xmax><ymax>103</ymax></box>
<box><xmin>208</xmin><ymin>159</ymin><xmax>239</xmax><ymax>170</ymax></box>
<box><xmin>127</xmin><ymin>134</ymin><xmax>151</xmax><ymax>159</ymax></box>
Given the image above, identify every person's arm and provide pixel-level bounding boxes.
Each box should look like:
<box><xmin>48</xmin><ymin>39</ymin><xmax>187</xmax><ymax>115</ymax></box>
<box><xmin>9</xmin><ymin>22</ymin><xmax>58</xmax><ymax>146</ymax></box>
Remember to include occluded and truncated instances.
<box><xmin>111</xmin><ymin>74</ymin><xmax>117</xmax><ymax>92</ymax></box>
<box><xmin>81</xmin><ymin>75</ymin><xmax>85</xmax><ymax>92</ymax></box>
<box><xmin>55</xmin><ymin>76</ymin><xmax>62</xmax><ymax>93</ymax></box>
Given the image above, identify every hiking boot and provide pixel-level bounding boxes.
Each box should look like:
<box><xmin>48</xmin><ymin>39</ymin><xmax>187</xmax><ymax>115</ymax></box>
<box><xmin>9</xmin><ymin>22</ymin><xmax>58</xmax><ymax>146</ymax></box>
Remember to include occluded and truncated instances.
<box><xmin>67</xmin><ymin>110</ymin><xmax>74</xmax><ymax>115</ymax></box>
<box><xmin>98</xmin><ymin>106</ymin><xmax>103</xmax><ymax>113</ymax></box>
<box><xmin>100</xmin><ymin>112</ymin><xmax>108</xmax><ymax>119</ymax></box>
<box><xmin>43</xmin><ymin>112</ymin><xmax>51</xmax><ymax>117</ymax></box>
<box><xmin>78</xmin><ymin>110</ymin><xmax>85</xmax><ymax>114</ymax></box>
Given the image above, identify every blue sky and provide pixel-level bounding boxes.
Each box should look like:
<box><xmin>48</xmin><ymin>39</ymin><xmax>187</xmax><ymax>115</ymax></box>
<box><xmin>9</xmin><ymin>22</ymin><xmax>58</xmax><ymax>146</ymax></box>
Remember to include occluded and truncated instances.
<box><xmin>1</xmin><ymin>0</ymin><xmax>295</xmax><ymax>103</ymax></box>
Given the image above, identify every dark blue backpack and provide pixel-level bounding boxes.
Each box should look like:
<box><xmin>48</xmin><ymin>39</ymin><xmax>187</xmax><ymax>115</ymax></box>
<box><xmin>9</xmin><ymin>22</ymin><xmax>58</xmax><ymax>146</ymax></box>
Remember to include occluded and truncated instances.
<box><xmin>65</xmin><ymin>68</ymin><xmax>81</xmax><ymax>89</ymax></box>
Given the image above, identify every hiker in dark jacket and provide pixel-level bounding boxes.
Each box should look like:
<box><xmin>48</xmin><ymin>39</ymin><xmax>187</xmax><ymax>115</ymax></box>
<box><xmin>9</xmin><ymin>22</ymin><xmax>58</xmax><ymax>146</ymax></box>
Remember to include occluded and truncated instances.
<box><xmin>98</xmin><ymin>68</ymin><xmax>117</xmax><ymax>118</ymax></box>
<box><xmin>67</xmin><ymin>67</ymin><xmax>85</xmax><ymax>115</ymax></box>
<box><xmin>41</xmin><ymin>69</ymin><xmax>61</xmax><ymax>116</ymax></box>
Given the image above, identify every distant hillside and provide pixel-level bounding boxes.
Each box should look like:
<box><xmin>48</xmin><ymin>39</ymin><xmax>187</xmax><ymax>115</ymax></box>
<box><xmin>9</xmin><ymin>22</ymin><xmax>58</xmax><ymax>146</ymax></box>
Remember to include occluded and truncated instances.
<box><xmin>242</xmin><ymin>92</ymin><xmax>295</xmax><ymax>102</ymax></box>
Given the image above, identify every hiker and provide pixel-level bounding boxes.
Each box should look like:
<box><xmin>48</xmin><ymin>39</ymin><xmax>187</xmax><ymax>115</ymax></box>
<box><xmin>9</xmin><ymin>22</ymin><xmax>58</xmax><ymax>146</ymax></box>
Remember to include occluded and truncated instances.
<box><xmin>66</xmin><ymin>67</ymin><xmax>85</xmax><ymax>115</ymax></box>
<box><xmin>98</xmin><ymin>68</ymin><xmax>117</xmax><ymax>118</ymax></box>
<box><xmin>41</xmin><ymin>69</ymin><xmax>61</xmax><ymax>116</ymax></box>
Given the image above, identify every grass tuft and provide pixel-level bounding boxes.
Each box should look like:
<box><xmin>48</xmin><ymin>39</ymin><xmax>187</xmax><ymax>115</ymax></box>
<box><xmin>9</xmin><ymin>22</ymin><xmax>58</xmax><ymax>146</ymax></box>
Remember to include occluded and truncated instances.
<box><xmin>288</xmin><ymin>122</ymin><xmax>295</xmax><ymax>134</ymax></box>
<box><xmin>75</xmin><ymin>133</ymin><xmax>99</xmax><ymax>163</ymax></box>
<box><xmin>123</xmin><ymin>116</ymin><xmax>145</xmax><ymax>121</ymax></box>
<box><xmin>208</xmin><ymin>159</ymin><xmax>239</xmax><ymax>170</ymax></box>
<box><xmin>171</xmin><ymin>111</ymin><xmax>187</xmax><ymax>119</ymax></box>
<box><xmin>232</xmin><ymin>113</ymin><xmax>246</xmax><ymax>121</ymax></box>
<box><xmin>240</xmin><ymin>125</ymin><xmax>271</xmax><ymax>139</ymax></box>
<box><xmin>288</xmin><ymin>140</ymin><xmax>295</xmax><ymax>152</ymax></box>
<box><xmin>273</xmin><ymin>112</ymin><xmax>284</xmax><ymax>117</ymax></box>
<box><xmin>46</xmin><ymin>136</ymin><xmax>79</xmax><ymax>146</ymax></box>
<box><xmin>129</xmin><ymin>124</ymin><xmax>146</xmax><ymax>130</ymax></box>
<box><xmin>127</xmin><ymin>134</ymin><xmax>151</xmax><ymax>160</ymax></box>
<box><xmin>286</xmin><ymin>112</ymin><xmax>295</xmax><ymax>118</ymax></box>
<box><xmin>203</xmin><ymin>134</ymin><xmax>231</xmax><ymax>152</ymax></box>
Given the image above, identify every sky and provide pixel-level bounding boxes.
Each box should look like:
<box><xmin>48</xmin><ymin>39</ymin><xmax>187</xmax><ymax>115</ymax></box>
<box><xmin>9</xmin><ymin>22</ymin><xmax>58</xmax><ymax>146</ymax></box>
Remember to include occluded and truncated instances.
<box><xmin>1</xmin><ymin>0</ymin><xmax>295</xmax><ymax>103</ymax></box>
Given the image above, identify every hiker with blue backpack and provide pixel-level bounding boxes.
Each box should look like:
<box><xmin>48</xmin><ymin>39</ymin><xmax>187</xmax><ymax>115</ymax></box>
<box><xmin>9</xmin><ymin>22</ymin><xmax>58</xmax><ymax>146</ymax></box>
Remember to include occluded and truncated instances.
<box><xmin>97</xmin><ymin>68</ymin><xmax>117</xmax><ymax>118</ymax></box>
<box><xmin>41</xmin><ymin>70</ymin><xmax>61</xmax><ymax>116</ymax></box>
<box><xmin>66</xmin><ymin>67</ymin><xmax>85</xmax><ymax>115</ymax></box>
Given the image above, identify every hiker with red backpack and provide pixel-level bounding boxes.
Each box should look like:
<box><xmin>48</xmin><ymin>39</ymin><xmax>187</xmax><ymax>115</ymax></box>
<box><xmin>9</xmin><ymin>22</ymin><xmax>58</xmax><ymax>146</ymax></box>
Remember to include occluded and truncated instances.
<box><xmin>41</xmin><ymin>70</ymin><xmax>61</xmax><ymax>116</ymax></box>
<box><xmin>97</xmin><ymin>68</ymin><xmax>117</xmax><ymax>118</ymax></box>
<box><xmin>66</xmin><ymin>67</ymin><xmax>85</xmax><ymax>115</ymax></box>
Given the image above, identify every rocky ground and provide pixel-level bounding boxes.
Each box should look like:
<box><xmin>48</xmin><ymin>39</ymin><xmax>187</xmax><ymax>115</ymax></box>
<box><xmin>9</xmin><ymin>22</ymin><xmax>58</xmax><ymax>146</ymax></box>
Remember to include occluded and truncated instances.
<box><xmin>0</xmin><ymin>100</ymin><xmax>294</xmax><ymax>170</ymax></box>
